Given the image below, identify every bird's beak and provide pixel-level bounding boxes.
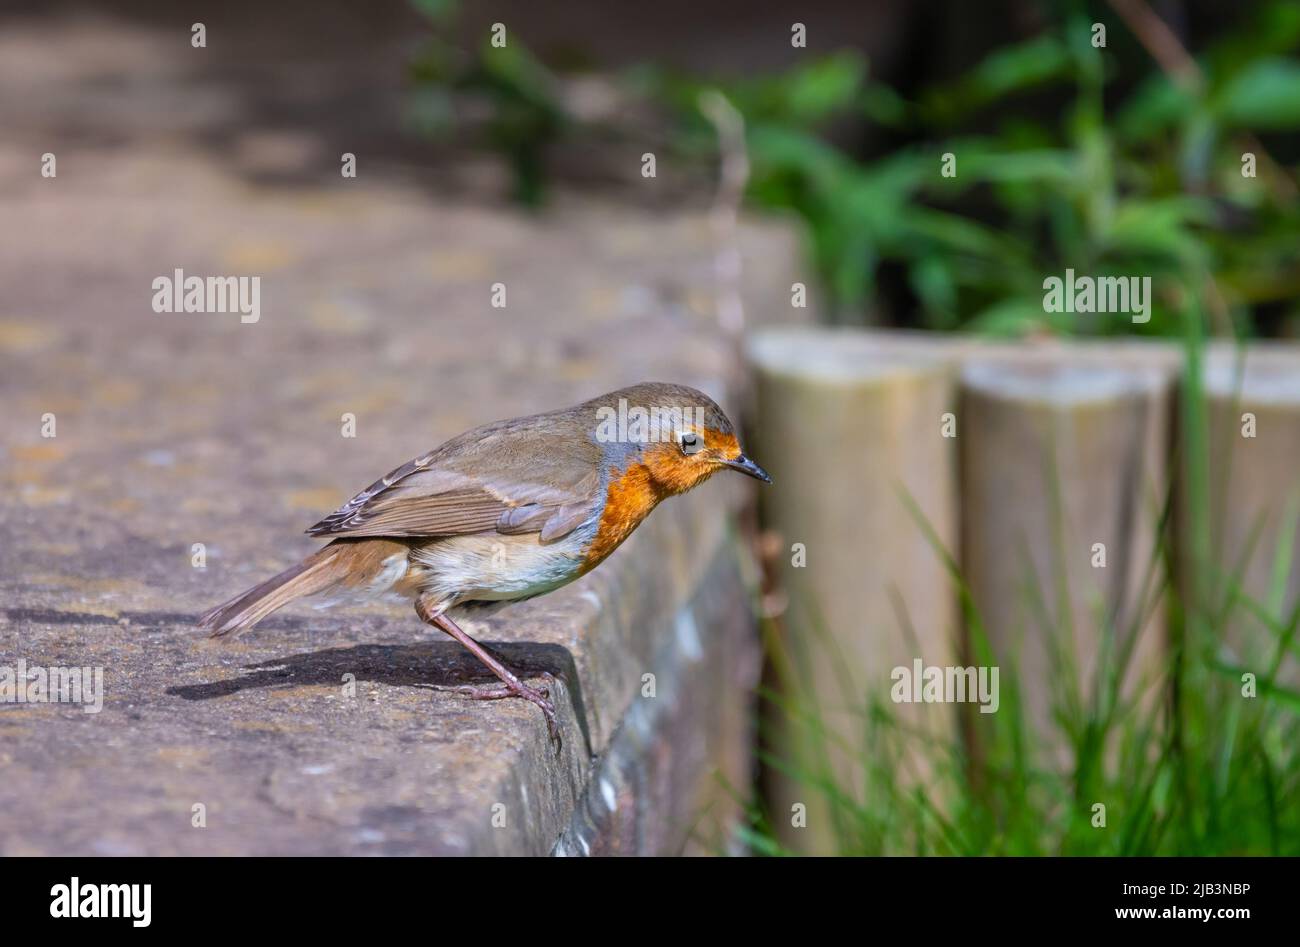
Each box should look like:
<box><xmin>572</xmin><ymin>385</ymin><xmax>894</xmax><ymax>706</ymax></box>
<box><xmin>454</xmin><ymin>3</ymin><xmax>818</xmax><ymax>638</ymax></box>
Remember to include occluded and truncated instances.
<box><xmin>724</xmin><ymin>453</ymin><xmax>772</xmax><ymax>484</ymax></box>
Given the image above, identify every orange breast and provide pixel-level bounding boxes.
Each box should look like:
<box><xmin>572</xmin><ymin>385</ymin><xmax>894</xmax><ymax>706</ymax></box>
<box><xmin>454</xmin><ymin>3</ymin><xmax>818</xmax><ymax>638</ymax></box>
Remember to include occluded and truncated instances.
<box><xmin>581</xmin><ymin>462</ymin><xmax>665</xmax><ymax>572</ymax></box>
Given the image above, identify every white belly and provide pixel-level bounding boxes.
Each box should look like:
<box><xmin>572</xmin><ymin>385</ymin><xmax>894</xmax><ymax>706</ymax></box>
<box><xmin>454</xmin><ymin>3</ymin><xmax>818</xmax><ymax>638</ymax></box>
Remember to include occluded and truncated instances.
<box><xmin>410</xmin><ymin>520</ymin><xmax>598</xmax><ymax>607</ymax></box>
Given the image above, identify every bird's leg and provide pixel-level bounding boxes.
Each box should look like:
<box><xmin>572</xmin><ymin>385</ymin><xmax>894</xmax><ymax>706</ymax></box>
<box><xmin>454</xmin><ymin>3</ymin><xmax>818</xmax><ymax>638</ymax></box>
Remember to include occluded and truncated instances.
<box><xmin>416</xmin><ymin>598</ymin><xmax>560</xmax><ymax>744</ymax></box>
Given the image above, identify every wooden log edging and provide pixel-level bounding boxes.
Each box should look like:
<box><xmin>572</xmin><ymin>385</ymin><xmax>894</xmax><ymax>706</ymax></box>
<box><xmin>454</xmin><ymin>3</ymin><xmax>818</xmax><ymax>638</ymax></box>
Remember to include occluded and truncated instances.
<box><xmin>748</xmin><ymin>329</ymin><xmax>1300</xmax><ymax>833</ymax></box>
<box><xmin>959</xmin><ymin>347</ymin><xmax>1177</xmax><ymax>752</ymax></box>
<box><xmin>1195</xmin><ymin>344</ymin><xmax>1300</xmax><ymax>688</ymax></box>
<box><xmin>747</xmin><ymin>328</ymin><xmax>961</xmax><ymax>854</ymax></box>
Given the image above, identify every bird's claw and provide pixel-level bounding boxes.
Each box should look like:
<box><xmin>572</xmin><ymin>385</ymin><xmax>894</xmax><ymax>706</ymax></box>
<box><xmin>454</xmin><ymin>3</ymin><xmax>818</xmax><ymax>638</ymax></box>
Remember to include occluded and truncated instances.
<box><xmin>449</xmin><ymin>673</ymin><xmax>561</xmax><ymax>748</ymax></box>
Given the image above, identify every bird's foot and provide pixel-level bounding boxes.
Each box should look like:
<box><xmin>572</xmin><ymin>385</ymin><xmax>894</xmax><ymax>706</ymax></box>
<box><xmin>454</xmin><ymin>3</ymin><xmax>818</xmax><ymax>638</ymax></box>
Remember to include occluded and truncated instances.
<box><xmin>452</xmin><ymin>672</ymin><xmax>560</xmax><ymax>746</ymax></box>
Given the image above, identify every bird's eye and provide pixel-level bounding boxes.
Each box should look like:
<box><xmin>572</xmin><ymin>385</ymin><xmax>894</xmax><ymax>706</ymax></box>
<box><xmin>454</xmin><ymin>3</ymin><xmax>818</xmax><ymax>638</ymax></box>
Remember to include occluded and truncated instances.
<box><xmin>679</xmin><ymin>431</ymin><xmax>702</xmax><ymax>455</ymax></box>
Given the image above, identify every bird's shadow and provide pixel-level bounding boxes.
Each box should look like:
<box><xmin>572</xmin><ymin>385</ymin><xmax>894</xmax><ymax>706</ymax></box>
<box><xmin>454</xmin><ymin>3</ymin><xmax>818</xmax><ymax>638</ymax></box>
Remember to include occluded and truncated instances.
<box><xmin>167</xmin><ymin>640</ymin><xmax>590</xmax><ymax>753</ymax></box>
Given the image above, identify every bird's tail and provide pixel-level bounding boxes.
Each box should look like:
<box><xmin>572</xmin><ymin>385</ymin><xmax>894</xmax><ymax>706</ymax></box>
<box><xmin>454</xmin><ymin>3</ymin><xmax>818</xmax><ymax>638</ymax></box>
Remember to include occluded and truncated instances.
<box><xmin>197</xmin><ymin>543</ymin><xmax>349</xmax><ymax>638</ymax></box>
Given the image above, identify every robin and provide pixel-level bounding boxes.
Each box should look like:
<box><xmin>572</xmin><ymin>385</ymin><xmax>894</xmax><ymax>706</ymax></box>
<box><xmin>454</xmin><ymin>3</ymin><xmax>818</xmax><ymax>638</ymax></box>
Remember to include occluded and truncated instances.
<box><xmin>198</xmin><ymin>382</ymin><xmax>770</xmax><ymax>741</ymax></box>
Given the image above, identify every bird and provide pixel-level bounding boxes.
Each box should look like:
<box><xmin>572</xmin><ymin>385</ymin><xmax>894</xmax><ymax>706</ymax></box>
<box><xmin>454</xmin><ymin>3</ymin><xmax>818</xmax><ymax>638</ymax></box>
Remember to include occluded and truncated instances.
<box><xmin>197</xmin><ymin>382</ymin><xmax>770</xmax><ymax>742</ymax></box>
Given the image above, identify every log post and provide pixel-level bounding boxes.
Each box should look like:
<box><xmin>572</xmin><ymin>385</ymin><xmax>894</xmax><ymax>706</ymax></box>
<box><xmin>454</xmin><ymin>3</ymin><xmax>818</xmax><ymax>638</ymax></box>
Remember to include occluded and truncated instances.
<box><xmin>1193</xmin><ymin>344</ymin><xmax>1300</xmax><ymax>688</ymax></box>
<box><xmin>747</xmin><ymin>327</ymin><xmax>960</xmax><ymax>854</ymax></box>
<box><xmin>959</xmin><ymin>346</ymin><xmax>1177</xmax><ymax>759</ymax></box>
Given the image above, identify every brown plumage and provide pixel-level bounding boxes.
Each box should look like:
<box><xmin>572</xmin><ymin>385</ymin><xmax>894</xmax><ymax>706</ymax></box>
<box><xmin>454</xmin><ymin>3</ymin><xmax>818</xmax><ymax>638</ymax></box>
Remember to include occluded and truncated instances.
<box><xmin>198</xmin><ymin>382</ymin><xmax>770</xmax><ymax>742</ymax></box>
<box><xmin>196</xmin><ymin>539</ymin><xmax>414</xmax><ymax>635</ymax></box>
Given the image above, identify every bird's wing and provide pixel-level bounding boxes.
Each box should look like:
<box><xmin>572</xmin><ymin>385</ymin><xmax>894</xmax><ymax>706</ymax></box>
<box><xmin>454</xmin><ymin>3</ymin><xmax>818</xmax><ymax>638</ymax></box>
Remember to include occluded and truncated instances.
<box><xmin>305</xmin><ymin>417</ymin><xmax>604</xmax><ymax>541</ymax></box>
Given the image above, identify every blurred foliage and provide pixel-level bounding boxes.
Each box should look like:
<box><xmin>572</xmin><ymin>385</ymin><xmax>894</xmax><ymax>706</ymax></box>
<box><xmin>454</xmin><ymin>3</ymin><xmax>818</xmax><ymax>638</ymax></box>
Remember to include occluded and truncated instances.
<box><xmin>408</xmin><ymin>0</ymin><xmax>1300</xmax><ymax>334</ymax></box>
<box><xmin>408</xmin><ymin>0</ymin><xmax>566</xmax><ymax>205</ymax></box>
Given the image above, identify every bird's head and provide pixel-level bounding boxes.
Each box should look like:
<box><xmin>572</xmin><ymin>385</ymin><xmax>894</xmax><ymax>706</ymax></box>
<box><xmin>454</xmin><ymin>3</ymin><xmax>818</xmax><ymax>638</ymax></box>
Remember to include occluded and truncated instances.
<box><xmin>590</xmin><ymin>383</ymin><xmax>771</xmax><ymax>496</ymax></box>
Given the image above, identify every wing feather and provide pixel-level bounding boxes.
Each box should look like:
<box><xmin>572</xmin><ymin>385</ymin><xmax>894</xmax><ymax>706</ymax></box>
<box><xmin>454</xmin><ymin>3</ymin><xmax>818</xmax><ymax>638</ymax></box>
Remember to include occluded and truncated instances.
<box><xmin>305</xmin><ymin>414</ymin><xmax>604</xmax><ymax>541</ymax></box>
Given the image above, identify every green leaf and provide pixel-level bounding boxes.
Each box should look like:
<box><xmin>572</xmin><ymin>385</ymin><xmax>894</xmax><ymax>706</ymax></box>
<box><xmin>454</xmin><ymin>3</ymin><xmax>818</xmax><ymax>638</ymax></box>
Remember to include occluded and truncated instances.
<box><xmin>708</xmin><ymin>52</ymin><xmax>870</xmax><ymax>129</ymax></box>
<box><xmin>1213</xmin><ymin>58</ymin><xmax>1300</xmax><ymax>128</ymax></box>
<box><xmin>909</xmin><ymin>257</ymin><xmax>957</xmax><ymax>320</ymax></box>
<box><xmin>962</xmin><ymin>34</ymin><xmax>1072</xmax><ymax>103</ymax></box>
<box><xmin>1206</xmin><ymin>1</ymin><xmax>1300</xmax><ymax>75</ymax></box>
<box><xmin>966</xmin><ymin>298</ymin><xmax>1053</xmax><ymax>336</ymax></box>
<box><xmin>955</xmin><ymin>147</ymin><xmax>1078</xmax><ymax>185</ymax></box>
<box><xmin>923</xmin><ymin>34</ymin><xmax>1071</xmax><ymax>123</ymax></box>
<box><xmin>784</xmin><ymin>53</ymin><xmax>868</xmax><ymax>122</ymax></box>
<box><xmin>861</xmin><ymin>83</ymin><xmax>908</xmax><ymax>126</ymax></box>
<box><xmin>745</xmin><ymin>124</ymin><xmax>855</xmax><ymax>198</ymax></box>
<box><xmin>906</xmin><ymin>207</ymin><xmax>1015</xmax><ymax>259</ymax></box>
<box><xmin>1115</xmin><ymin>75</ymin><xmax>1197</xmax><ymax>142</ymax></box>
<box><xmin>411</xmin><ymin>0</ymin><xmax>459</xmax><ymax>22</ymax></box>
<box><xmin>1103</xmin><ymin>197</ymin><xmax>1212</xmax><ymax>263</ymax></box>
